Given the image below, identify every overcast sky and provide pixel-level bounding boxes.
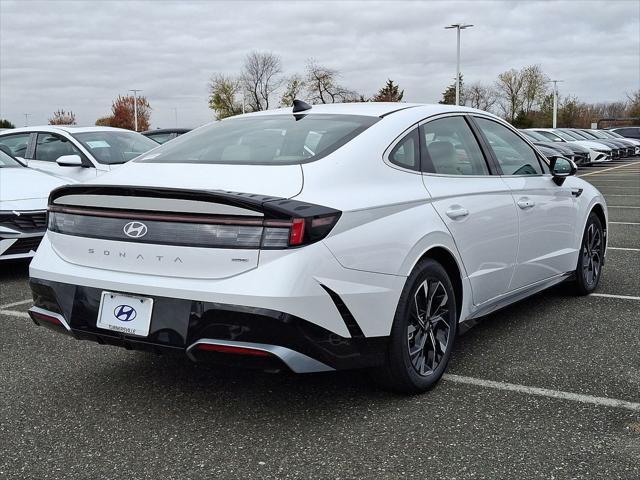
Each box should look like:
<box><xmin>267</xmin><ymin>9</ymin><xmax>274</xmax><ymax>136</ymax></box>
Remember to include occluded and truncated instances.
<box><xmin>0</xmin><ymin>0</ymin><xmax>638</xmax><ymax>128</ymax></box>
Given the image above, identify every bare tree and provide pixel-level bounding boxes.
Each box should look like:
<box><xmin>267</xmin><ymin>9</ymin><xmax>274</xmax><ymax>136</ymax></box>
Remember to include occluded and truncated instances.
<box><xmin>495</xmin><ymin>68</ymin><xmax>526</xmax><ymax>122</ymax></box>
<box><xmin>241</xmin><ymin>51</ymin><xmax>283</xmax><ymax>111</ymax></box>
<box><xmin>521</xmin><ymin>65</ymin><xmax>549</xmax><ymax>114</ymax></box>
<box><xmin>465</xmin><ymin>82</ymin><xmax>497</xmax><ymax>112</ymax></box>
<box><xmin>280</xmin><ymin>74</ymin><xmax>306</xmax><ymax>107</ymax></box>
<box><xmin>305</xmin><ymin>59</ymin><xmax>358</xmax><ymax>104</ymax></box>
<box><xmin>208</xmin><ymin>74</ymin><xmax>243</xmax><ymax>119</ymax></box>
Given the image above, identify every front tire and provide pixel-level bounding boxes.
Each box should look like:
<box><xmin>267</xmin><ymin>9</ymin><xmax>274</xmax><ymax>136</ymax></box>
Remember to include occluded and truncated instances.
<box><xmin>573</xmin><ymin>212</ymin><xmax>604</xmax><ymax>295</ymax></box>
<box><xmin>372</xmin><ymin>259</ymin><xmax>457</xmax><ymax>394</ymax></box>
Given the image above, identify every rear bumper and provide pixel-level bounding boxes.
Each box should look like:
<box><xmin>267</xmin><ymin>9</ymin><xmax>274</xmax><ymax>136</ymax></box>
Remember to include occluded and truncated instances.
<box><xmin>28</xmin><ymin>278</ymin><xmax>388</xmax><ymax>372</ymax></box>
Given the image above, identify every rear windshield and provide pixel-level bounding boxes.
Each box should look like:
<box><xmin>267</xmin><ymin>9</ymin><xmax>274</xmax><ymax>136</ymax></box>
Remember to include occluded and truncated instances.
<box><xmin>73</xmin><ymin>131</ymin><xmax>158</xmax><ymax>165</ymax></box>
<box><xmin>137</xmin><ymin>114</ymin><xmax>379</xmax><ymax>165</ymax></box>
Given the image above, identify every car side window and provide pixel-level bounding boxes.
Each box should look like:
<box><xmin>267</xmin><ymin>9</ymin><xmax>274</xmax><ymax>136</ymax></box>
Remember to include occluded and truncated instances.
<box><xmin>420</xmin><ymin>116</ymin><xmax>489</xmax><ymax>175</ymax></box>
<box><xmin>0</xmin><ymin>133</ymin><xmax>31</xmax><ymax>158</ymax></box>
<box><xmin>34</xmin><ymin>133</ymin><xmax>83</xmax><ymax>163</ymax></box>
<box><xmin>146</xmin><ymin>133</ymin><xmax>173</xmax><ymax>144</ymax></box>
<box><xmin>388</xmin><ymin>128</ymin><xmax>420</xmax><ymax>171</ymax></box>
<box><xmin>474</xmin><ymin>118</ymin><xmax>543</xmax><ymax>175</ymax></box>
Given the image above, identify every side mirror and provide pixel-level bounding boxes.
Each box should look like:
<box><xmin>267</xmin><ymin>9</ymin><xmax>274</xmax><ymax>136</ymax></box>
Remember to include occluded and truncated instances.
<box><xmin>550</xmin><ymin>156</ymin><xmax>577</xmax><ymax>185</ymax></box>
<box><xmin>56</xmin><ymin>154</ymin><xmax>83</xmax><ymax>167</ymax></box>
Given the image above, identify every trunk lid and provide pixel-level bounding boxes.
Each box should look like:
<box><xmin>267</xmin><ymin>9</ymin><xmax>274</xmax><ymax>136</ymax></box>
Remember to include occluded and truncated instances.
<box><xmin>46</xmin><ymin>163</ymin><xmax>305</xmax><ymax>280</ymax></box>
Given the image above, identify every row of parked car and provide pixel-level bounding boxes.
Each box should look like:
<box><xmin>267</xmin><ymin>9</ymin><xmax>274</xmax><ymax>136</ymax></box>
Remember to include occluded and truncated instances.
<box><xmin>0</xmin><ymin>120</ymin><xmax>638</xmax><ymax>262</ymax></box>
<box><xmin>522</xmin><ymin>127</ymin><xmax>640</xmax><ymax>165</ymax></box>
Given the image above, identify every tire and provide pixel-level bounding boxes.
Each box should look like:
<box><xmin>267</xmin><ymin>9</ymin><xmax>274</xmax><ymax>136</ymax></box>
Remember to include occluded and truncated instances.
<box><xmin>371</xmin><ymin>258</ymin><xmax>458</xmax><ymax>394</ymax></box>
<box><xmin>573</xmin><ymin>212</ymin><xmax>604</xmax><ymax>296</ymax></box>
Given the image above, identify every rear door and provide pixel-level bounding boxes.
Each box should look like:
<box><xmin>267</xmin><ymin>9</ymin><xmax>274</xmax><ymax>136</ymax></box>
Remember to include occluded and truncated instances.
<box><xmin>419</xmin><ymin>114</ymin><xmax>519</xmax><ymax>306</ymax></box>
<box><xmin>472</xmin><ymin>116</ymin><xmax>577</xmax><ymax>289</ymax></box>
<box><xmin>31</xmin><ymin>132</ymin><xmax>99</xmax><ymax>181</ymax></box>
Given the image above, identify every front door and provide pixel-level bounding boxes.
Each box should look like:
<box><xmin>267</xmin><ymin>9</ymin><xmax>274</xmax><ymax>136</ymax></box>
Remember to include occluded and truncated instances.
<box><xmin>473</xmin><ymin>116</ymin><xmax>577</xmax><ymax>290</ymax></box>
<box><xmin>31</xmin><ymin>132</ymin><xmax>99</xmax><ymax>182</ymax></box>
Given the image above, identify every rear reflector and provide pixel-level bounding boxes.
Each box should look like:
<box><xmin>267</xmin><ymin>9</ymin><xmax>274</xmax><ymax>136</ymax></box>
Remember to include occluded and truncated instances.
<box><xmin>195</xmin><ymin>343</ymin><xmax>272</xmax><ymax>357</ymax></box>
<box><xmin>29</xmin><ymin>310</ymin><xmax>63</xmax><ymax>326</ymax></box>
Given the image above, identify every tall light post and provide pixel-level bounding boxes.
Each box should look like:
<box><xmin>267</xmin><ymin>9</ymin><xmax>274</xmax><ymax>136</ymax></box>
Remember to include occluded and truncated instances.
<box><xmin>445</xmin><ymin>23</ymin><xmax>473</xmax><ymax>106</ymax></box>
<box><xmin>548</xmin><ymin>80</ymin><xmax>564</xmax><ymax>128</ymax></box>
<box><xmin>23</xmin><ymin>113</ymin><xmax>31</xmax><ymax>127</ymax></box>
<box><xmin>129</xmin><ymin>89</ymin><xmax>142</xmax><ymax>131</ymax></box>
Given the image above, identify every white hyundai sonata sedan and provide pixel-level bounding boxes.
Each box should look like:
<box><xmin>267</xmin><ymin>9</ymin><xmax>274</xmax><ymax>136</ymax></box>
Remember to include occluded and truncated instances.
<box><xmin>28</xmin><ymin>102</ymin><xmax>607</xmax><ymax>393</ymax></box>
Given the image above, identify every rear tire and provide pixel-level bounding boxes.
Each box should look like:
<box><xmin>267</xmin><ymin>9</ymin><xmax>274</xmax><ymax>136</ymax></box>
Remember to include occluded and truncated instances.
<box><xmin>573</xmin><ymin>212</ymin><xmax>604</xmax><ymax>296</ymax></box>
<box><xmin>371</xmin><ymin>259</ymin><xmax>457</xmax><ymax>394</ymax></box>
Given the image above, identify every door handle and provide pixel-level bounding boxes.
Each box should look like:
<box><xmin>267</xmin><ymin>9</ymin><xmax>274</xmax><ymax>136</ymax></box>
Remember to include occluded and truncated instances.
<box><xmin>517</xmin><ymin>198</ymin><xmax>535</xmax><ymax>209</ymax></box>
<box><xmin>446</xmin><ymin>207</ymin><xmax>469</xmax><ymax>219</ymax></box>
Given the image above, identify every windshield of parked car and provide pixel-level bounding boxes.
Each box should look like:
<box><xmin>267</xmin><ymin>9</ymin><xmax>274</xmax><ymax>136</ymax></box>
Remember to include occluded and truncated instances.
<box><xmin>600</xmin><ymin>131</ymin><xmax>619</xmax><ymax>138</ymax></box>
<box><xmin>565</xmin><ymin>130</ymin><xmax>590</xmax><ymax>140</ymax></box>
<box><xmin>586</xmin><ymin>130</ymin><xmax>609</xmax><ymax>139</ymax></box>
<box><xmin>555</xmin><ymin>130</ymin><xmax>582</xmax><ymax>141</ymax></box>
<box><xmin>137</xmin><ymin>114</ymin><xmax>379</xmax><ymax>165</ymax></box>
<box><xmin>72</xmin><ymin>131</ymin><xmax>158</xmax><ymax>165</ymax></box>
<box><xmin>0</xmin><ymin>149</ymin><xmax>23</xmax><ymax>167</ymax></box>
<box><xmin>535</xmin><ymin>130</ymin><xmax>565</xmax><ymax>142</ymax></box>
<box><xmin>522</xmin><ymin>130</ymin><xmax>548</xmax><ymax>142</ymax></box>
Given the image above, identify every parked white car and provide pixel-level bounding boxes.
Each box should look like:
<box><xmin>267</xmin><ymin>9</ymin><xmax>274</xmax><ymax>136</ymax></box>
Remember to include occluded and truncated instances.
<box><xmin>0</xmin><ymin>126</ymin><xmax>159</xmax><ymax>182</ymax></box>
<box><xmin>29</xmin><ymin>102</ymin><xmax>608</xmax><ymax>393</ymax></box>
<box><xmin>530</xmin><ymin>128</ymin><xmax>612</xmax><ymax>163</ymax></box>
<box><xmin>0</xmin><ymin>149</ymin><xmax>72</xmax><ymax>260</ymax></box>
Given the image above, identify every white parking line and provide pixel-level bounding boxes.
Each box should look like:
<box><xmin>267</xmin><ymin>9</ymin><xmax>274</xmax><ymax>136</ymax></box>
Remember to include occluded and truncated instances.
<box><xmin>590</xmin><ymin>293</ymin><xmax>640</xmax><ymax>301</ymax></box>
<box><xmin>609</xmin><ymin>221</ymin><xmax>640</xmax><ymax>225</ymax></box>
<box><xmin>0</xmin><ymin>298</ymin><xmax>32</xmax><ymax>309</ymax></box>
<box><xmin>578</xmin><ymin>161</ymin><xmax>640</xmax><ymax>177</ymax></box>
<box><xmin>0</xmin><ymin>310</ymin><xmax>30</xmax><ymax>318</ymax></box>
<box><xmin>604</xmin><ymin>194</ymin><xmax>640</xmax><ymax>197</ymax></box>
<box><xmin>443</xmin><ymin>374</ymin><xmax>640</xmax><ymax>412</ymax></box>
<box><xmin>608</xmin><ymin>247</ymin><xmax>640</xmax><ymax>251</ymax></box>
<box><xmin>607</xmin><ymin>205</ymin><xmax>640</xmax><ymax>208</ymax></box>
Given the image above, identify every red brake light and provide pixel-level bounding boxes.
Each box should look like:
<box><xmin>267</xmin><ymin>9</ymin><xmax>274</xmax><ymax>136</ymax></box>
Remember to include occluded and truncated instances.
<box><xmin>289</xmin><ymin>218</ymin><xmax>306</xmax><ymax>246</ymax></box>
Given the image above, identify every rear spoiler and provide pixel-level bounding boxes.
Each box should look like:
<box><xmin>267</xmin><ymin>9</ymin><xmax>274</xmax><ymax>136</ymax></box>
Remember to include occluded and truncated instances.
<box><xmin>49</xmin><ymin>184</ymin><xmax>339</xmax><ymax>220</ymax></box>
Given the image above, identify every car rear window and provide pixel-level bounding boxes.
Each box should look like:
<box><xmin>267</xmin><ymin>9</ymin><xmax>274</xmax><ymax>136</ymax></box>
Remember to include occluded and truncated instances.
<box><xmin>137</xmin><ymin>114</ymin><xmax>379</xmax><ymax>165</ymax></box>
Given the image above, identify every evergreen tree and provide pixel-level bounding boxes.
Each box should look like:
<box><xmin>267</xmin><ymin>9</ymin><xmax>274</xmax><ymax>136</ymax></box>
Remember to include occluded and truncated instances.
<box><xmin>439</xmin><ymin>74</ymin><xmax>464</xmax><ymax>105</ymax></box>
<box><xmin>372</xmin><ymin>79</ymin><xmax>404</xmax><ymax>102</ymax></box>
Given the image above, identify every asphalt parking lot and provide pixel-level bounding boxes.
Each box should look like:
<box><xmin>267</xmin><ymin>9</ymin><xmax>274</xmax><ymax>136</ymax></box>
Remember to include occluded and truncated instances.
<box><xmin>1</xmin><ymin>159</ymin><xmax>638</xmax><ymax>480</ymax></box>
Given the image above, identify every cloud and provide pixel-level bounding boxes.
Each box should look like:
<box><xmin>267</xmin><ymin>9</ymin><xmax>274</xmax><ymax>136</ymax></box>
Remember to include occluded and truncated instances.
<box><xmin>0</xmin><ymin>0</ymin><xmax>638</xmax><ymax>127</ymax></box>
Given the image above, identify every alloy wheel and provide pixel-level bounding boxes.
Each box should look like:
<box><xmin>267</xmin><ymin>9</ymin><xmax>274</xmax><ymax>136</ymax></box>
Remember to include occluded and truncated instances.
<box><xmin>582</xmin><ymin>223</ymin><xmax>602</xmax><ymax>287</ymax></box>
<box><xmin>407</xmin><ymin>279</ymin><xmax>451</xmax><ymax>377</ymax></box>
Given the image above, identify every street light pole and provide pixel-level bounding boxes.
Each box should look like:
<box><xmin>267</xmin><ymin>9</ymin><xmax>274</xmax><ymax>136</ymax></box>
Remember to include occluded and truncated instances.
<box><xmin>23</xmin><ymin>113</ymin><xmax>31</xmax><ymax>127</ymax></box>
<box><xmin>445</xmin><ymin>23</ymin><xmax>473</xmax><ymax>106</ymax></box>
<box><xmin>129</xmin><ymin>89</ymin><xmax>142</xmax><ymax>131</ymax></box>
<box><xmin>548</xmin><ymin>80</ymin><xmax>564</xmax><ymax>128</ymax></box>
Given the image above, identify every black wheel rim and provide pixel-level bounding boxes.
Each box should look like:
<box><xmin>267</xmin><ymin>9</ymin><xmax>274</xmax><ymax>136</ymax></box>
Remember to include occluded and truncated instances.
<box><xmin>582</xmin><ymin>223</ymin><xmax>602</xmax><ymax>287</ymax></box>
<box><xmin>407</xmin><ymin>279</ymin><xmax>451</xmax><ymax>377</ymax></box>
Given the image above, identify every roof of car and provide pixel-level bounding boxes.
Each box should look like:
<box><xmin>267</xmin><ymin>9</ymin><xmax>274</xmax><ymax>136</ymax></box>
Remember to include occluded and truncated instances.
<box><xmin>0</xmin><ymin>125</ymin><xmax>136</xmax><ymax>135</ymax></box>
<box><xmin>232</xmin><ymin>102</ymin><xmax>488</xmax><ymax>119</ymax></box>
<box><xmin>142</xmin><ymin>128</ymin><xmax>191</xmax><ymax>135</ymax></box>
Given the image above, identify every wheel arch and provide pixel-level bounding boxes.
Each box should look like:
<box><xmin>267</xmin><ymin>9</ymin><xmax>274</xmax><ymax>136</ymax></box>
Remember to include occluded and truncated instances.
<box><xmin>587</xmin><ymin>202</ymin><xmax>607</xmax><ymax>255</ymax></box>
<box><xmin>413</xmin><ymin>246</ymin><xmax>463</xmax><ymax>321</ymax></box>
